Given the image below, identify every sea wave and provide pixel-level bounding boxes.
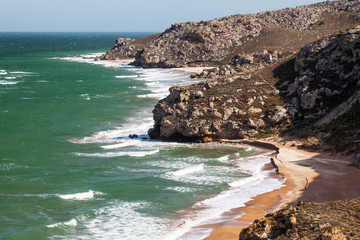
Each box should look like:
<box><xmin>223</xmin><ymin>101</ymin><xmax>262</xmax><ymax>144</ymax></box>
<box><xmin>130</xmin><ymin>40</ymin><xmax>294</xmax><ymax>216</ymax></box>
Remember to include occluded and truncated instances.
<box><xmin>163</xmin><ymin>164</ymin><xmax>204</xmax><ymax>177</ymax></box>
<box><xmin>78</xmin><ymin>201</ymin><xmax>170</xmax><ymax>240</ymax></box>
<box><xmin>163</xmin><ymin>155</ymin><xmax>285</xmax><ymax>240</ymax></box>
<box><xmin>9</xmin><ymin>71</ymin><xmax>34</xmax><ymax>74</ymax></box>
<box><xmin>0</xmin><ymin>80</ymin><xmax>18</xmax><ymax>85</ymax></box>
<box><xmin>115</xmin><ymin>75</ymin><xmax>139</xmax><ymax>79</ymax></box>
<box><xmin>75</xmin><ymin>149</ymin><xmax>159</xmax><ymax>158</ymax></box>
<box><xmin>100</xmin><ymin>139</ymin><xmax>141</xmax><ymax>149</ymax></box>
<box><xmin>58</xmin><ymin>190</ymin><xmax>103</xmax><ymax>200</ymax></box>
<box><xmin>46</xmin><ymin>219</ymin><xmax>77</xmax><ymax>229</ymax></box>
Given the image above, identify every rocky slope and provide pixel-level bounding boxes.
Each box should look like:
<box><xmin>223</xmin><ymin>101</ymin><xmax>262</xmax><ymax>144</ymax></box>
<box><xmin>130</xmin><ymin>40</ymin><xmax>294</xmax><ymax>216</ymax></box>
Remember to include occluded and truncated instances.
<box><xmin>147</xmin><ymin>25</ymin><xmax>360</xmax><ymax>144</ymax></box>
<box><xmin>239</xmin><ymin>199</ymin><xmax>360</xmax><ymax>240</ymax></box>
<box><xmin>100</xmin><ymin>0</ymin><xmax>360</xmax><ymax>150</ymax></box>
<box><xmin>101</xmin><ymin>0</ymin><xmax>360</xmax><ymax>68</ymax></box>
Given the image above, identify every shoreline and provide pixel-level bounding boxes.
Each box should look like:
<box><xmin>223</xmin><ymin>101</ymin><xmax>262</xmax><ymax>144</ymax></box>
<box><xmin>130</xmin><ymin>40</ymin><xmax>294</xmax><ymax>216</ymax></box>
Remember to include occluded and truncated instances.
<box><xmin>95</xmin><ymin>57</ymin><xmax>359</xmax><ymax>239</ymax></box>
<box><xmin>203</xmin><ymin>138</ymin><xmax>360</xmax><ymax>239</ymax></box>
<box><xmin>107</xmin><ymin>58</ymin><xmax>214</xmax><ymax>75</ymax></box>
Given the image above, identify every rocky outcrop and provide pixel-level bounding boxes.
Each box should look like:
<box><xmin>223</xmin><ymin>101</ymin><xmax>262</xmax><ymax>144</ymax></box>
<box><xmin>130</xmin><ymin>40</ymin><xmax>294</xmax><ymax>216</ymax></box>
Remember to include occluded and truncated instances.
<box><xmin>132</xmin><ymin>16</ymin><xmax>263</xmax><ymax>68</ymax></box>
<box><xmin>149</xmin><ymin>24</ymin><xmax>360</xmax><ymax>141</ymax></box>
<box><xmin>101</xmin><ymin>0</ymin><xmax>360</xmax><ymax>68</ymax></box>
<box><xmin>240</xmin><ymin>199</ymin><xmax>360</xmax><ymax>240</ymax></box>
<box><xmin>147</xmin><ymin>72</ymin><xmax>289</xmax><ymax>141</ymax></box>
<box><xmin>193</xmin><ymin>50</ymin><xmax>285</xmax><ymax>79</ymax></box>
<box><xmin>278</xmin><ymin>26</ymin><xmax>360</xmax><ymax>122</ymax></box>
<box><xmin>99</xmin><ymin>38</ymin><xmax>136</xmax><ymax>60</ymax></box>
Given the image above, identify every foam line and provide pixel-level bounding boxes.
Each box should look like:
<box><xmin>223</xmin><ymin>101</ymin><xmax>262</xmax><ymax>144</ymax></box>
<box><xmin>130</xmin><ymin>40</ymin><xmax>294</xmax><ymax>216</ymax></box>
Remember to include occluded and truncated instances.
<box><xmin>59</xmin><ymin>190</ymin><xmax>96</xmax><ymax>200</ymax></box>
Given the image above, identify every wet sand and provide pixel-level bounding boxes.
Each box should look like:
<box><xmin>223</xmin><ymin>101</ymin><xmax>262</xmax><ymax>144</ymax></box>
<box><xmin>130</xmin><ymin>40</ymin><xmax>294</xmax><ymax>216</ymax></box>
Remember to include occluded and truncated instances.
<box><xmin>205</xmin><ymin>140</ymin><xmax>360</xmax><ymax>240</ymax></box>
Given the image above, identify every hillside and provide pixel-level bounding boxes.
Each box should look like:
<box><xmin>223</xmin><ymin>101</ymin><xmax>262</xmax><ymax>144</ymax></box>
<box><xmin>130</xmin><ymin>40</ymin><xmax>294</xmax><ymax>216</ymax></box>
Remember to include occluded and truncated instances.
<box><xmin>101</xmin><ymin>0</ymin><xmax>360</xmax><ymax>152</ymax></box>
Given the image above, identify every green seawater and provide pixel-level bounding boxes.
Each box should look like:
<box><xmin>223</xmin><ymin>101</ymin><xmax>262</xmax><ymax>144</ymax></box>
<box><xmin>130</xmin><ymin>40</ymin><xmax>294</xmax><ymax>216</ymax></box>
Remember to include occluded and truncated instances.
<box><xmin>0</xmin><ymin>33</ymin><xmax>282</xmax><ymax>240</ymax></box>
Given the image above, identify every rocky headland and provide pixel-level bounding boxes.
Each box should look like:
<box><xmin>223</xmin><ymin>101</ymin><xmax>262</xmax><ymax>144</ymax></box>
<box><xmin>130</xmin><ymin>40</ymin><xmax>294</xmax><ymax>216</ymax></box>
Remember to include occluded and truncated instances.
<box><xmin>101</xmin><ymin>0</ymin><xmax>360</xmax><ymax>239</ymax></box>
<box><xmin>101</xmin><ymin>0</ymin><xmax>360</xmax><ymax>153</ymax></box>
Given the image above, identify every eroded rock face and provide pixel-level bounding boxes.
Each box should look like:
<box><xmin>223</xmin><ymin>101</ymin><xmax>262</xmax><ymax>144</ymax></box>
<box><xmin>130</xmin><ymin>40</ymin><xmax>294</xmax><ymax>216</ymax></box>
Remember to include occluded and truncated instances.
<box><xmin>147</xmin><ymin>69</ymin><xmax>290</xmax><ymax>141</ymax></box>
<box><xmin>99</xmin><ymin>38</ymin><xmax>136</xmax><ymax>60</ymax></box>
<box><xmin>193</xmin><ymin>50</ymin><xmax>285</xmax><ymax>80</ymax></box>
<box><xmin>239</xmin><ymin>205</ymin><xmax>297</xmax><ymax>240</ymax></box>
<box><xmin>102</xmin><ymin>0</ymin><xmax>360</xmax><ymax>68</ymax></box>
<box><xmin>148</xmin><ymin>86</ymin><xmax>248</xmax><ymax>141</ymax></box>
<box><xmin>132</xmin><ymin>16</ymin><xmax>263</xmax><ymax>68</ymax></box>
<box><xmin>278</xmin><ymin>26</ymin><xmax>360</xmax><ymax>121</ymax></box>
<box><xmin>239</xmin><ymin>200</ymin><xmax>354</xmax><ymax>240</ymax></box>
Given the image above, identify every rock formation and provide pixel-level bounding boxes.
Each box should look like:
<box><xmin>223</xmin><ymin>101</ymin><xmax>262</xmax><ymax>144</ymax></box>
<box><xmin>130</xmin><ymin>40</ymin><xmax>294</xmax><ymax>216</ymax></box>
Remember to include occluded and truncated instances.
<box><xmin>148</xmin><ymin>25</ymin><xmax>360</xmax><ymax>142</ymax></box>
<box><xmin>101</xmin><ymin>0</ymin><xmax>360</xmax><ymax>68</ymax></box>
<box><xmin>239</xmin><ymin>199</ymin><xmax>360</xmax><ymax>239</ymax></box>
<box><xmin>100</xmin><ymin>0</ymin><xmax>360</xmax><ymax>149</ymax></box>
<box><xmin>278</xmin><ymin>26</ymin><xmax>360</xmax><ymax>122</ymax></box>
<box><xmin>99</xmin><ymin>38</ymin><xmax>136</xmax><ymax>60</ymax></box>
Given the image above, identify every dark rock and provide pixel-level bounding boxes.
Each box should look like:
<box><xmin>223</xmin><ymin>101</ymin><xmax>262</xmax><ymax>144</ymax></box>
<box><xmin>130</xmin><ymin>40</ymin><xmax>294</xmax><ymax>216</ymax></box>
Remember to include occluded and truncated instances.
<box><xmin>128</xmin><ymin>134</ymin><xmax>138</xmax><ymax>139</ymax></box>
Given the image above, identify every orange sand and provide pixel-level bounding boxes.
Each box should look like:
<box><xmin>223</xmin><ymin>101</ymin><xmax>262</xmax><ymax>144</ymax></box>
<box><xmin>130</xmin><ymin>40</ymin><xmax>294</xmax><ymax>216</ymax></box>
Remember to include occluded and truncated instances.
<box><xmin>205</xmin><ymin>140</ymin><xmax>360</xmax><ymax>240</ymax></box>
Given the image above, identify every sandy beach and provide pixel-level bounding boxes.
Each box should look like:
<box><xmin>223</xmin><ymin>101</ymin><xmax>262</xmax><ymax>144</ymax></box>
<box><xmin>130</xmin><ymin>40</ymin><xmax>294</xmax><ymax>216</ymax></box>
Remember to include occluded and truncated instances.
<box><xmin>205</xmin><ymin>139</ymin><xmax>360</xmax><ymax>240</ymax></box>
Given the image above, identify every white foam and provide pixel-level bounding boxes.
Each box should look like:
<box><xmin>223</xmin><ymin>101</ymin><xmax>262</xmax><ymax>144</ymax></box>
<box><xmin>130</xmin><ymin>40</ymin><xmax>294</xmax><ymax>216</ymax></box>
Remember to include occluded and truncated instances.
<box><xmin>59</xmin><ymin>190</ymin><xmax>98</xmax><ymax>200</ymax></box>
<box><xmin>165</xmin><ymin>164</ymin><xmax>204</xmax><ymax>177</ymax></box>
<box><xmin>164</xmin><ymin>186</ymin><xmax>195</xmax><ymax>193</ymax></box>
<box><xmin>66</xmin><ymin>53</ymin><xmax>202</xmax><ymax>145</ymax></box>
<box><xmin>0</xmin><ymin>72</ymin><xmax>7</xmax><ymax>75</ymax></box>
<box><xmin>75</xmin><ymin>149</ymin><xmax>159</xmax><ymax>158</ymax></box>
<box><xmin>47</xmin><ymin>219</ymin><xmax>77</xmax><ymax>228</ymax></box>
<box><xmin>0</xmin><ymin>80</ymin><xmax>18</xmax><ymax>85</ymax></box>
<box><xmin>218</xmin><ymin>155</ymin><xmax>229</xmax><ymax>162</ymax></box>
<box><xmin>115</xmin><ymin>75</ymin><xmax>138</xmax><ymax>79</ymax></box>
<box><xmin>4</xmin><ymin>77</ymin><xmax>16</xmax><ymax>80</ymax></box>
<box><xmin>69</xmin><ymin>115</ymin><xmax>154</xmax><ymax>144</ymax></box>
<box><xmin>80</xmin><ymin>201</ymin><xmax>170</xmax><ymax>240</ymax></box>
<box><xmin>9</xmin><ymin>71</ymin><xmax>34</xmax><ymax>74</ymax></box>
<box><xmin>101</xmin><ymin>139</ymin><xmax>141</xmax><ymax>149</ymax></box>
<box><xmin>163</xmin><ymin>156</ymin><xmax>285</xmax><ymax>240</ymax></box>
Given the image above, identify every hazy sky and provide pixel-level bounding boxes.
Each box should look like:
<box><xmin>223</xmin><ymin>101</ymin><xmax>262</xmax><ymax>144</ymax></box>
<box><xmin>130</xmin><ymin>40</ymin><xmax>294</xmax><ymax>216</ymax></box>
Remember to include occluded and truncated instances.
<box><xmin>1</xmin><ymin>0</ymin><xmax>325</xmax><ymax>32</ymax></box>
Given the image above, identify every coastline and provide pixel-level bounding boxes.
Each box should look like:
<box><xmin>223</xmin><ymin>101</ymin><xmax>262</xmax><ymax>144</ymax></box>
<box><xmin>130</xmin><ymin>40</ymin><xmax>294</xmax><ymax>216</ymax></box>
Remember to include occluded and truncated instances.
<box><xmin>204</xmin><ymin>139</ymin><xmax>360</xmax><ymax>240</ymax></box>
<box><xmin>107</xmin><ymin>58</ymin><xmax>214</xmax><ymax>75</ymax></box>
<box><xmin>101</xmin><ymin>59</ymin><xmax>359</xmax><ymax>240</ymax></box>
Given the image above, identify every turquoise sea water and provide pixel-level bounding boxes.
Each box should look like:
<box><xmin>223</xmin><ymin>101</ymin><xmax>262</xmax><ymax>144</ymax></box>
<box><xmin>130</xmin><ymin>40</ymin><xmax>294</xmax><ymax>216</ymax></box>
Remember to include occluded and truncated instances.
<box><xmin>0</xmin><ymin>33</ymin><xmax>283</xmax><ymax>240</ymax></box>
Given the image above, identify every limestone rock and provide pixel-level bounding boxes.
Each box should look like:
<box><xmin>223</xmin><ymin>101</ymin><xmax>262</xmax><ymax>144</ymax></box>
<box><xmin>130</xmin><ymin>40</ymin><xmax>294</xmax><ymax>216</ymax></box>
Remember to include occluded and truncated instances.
<box><xmin>99</xmin><ymin>38</ymin><xmax>136</xmax><ymax>60</ymax></box>
<box><xmin>321</xmin><ymin>227</ymin><xmax>347</xmax><ymax>240</ymax></box>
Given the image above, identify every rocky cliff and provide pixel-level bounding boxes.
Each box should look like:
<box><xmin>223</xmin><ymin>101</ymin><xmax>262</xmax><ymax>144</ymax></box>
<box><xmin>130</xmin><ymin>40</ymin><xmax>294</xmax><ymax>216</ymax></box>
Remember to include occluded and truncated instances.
<box><xmin>239</xmin><ymin>199</ymin><xmax>360</xmax><ymax>240</ymax></box>
<box><xmin>147</xmin><ymin>25</ymin><xmax>360</xmax><ymax>144</ymax></box>
<box><xmin>100</xmin><ymin>0</ymin><xmax>360</xmax><ymax>150</ymax></box>
<box><xmin>101</xmin><ymin>0</ymin><xmax>360</xmax><ymax>68</ymax></box>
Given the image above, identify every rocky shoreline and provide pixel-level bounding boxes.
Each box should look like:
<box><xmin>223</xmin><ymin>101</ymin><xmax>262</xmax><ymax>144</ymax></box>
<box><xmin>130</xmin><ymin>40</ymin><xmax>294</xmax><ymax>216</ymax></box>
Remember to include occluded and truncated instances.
<box><xmin>99</xmin><ymin>0</ymin><xmax>360</xmax><ymax>239</ymax></box>
<box><xmin>99</xmin><ymin>0</ymin><xmax>360</xmax><ymax>153</ymax></box>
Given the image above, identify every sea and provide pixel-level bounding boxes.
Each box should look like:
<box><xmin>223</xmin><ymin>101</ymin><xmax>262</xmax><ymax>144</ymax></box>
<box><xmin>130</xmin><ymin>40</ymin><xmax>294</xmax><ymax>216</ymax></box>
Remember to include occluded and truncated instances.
<box><xmin>0</xmin><ymin>32</ymin><xmax>284</xmax><ymax>240</ymax></box>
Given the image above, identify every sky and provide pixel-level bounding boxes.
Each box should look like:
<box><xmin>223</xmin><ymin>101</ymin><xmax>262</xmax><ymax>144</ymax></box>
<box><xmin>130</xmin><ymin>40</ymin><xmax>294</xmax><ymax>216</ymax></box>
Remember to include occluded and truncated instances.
<box><xmin>0</xmin><ymin>0</ymin><xmax>325</xmax><ymax>32</ymax></box>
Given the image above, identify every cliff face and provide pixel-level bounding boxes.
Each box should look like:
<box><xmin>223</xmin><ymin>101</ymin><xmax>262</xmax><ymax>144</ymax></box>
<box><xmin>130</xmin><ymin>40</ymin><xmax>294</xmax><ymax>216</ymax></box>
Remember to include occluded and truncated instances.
<box><xmin>239</xmin><ymin>199</ymin><xmax>360</xmax><ymax>240</ymax></box>
<box><xmin>148</xmin><ymin>26</ymin><xmax>360</xmax><ymax>142</ymax></box>
<box><xmin>280</xmin><ymin>26</ymin><xmax>360</xmax><ymax>122</ymax></box>
<box><xmin>132</xmin><ymin>16</ymin><xmax>262</xmax><ymax>68</ymax></box>
<box><xmin>101</xmin><ymin>0</ymin><xmax>360</xmax><ymax>68</ymax></box>
<box><xmin>100</xmin><ymin>0</ymin><xmax>360</xmax><ymax>148</ymax></box>
<box><xmin>100</xmin><ymin>38</ymin><xmax>136</xmax><ymax>60</ymax></box>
